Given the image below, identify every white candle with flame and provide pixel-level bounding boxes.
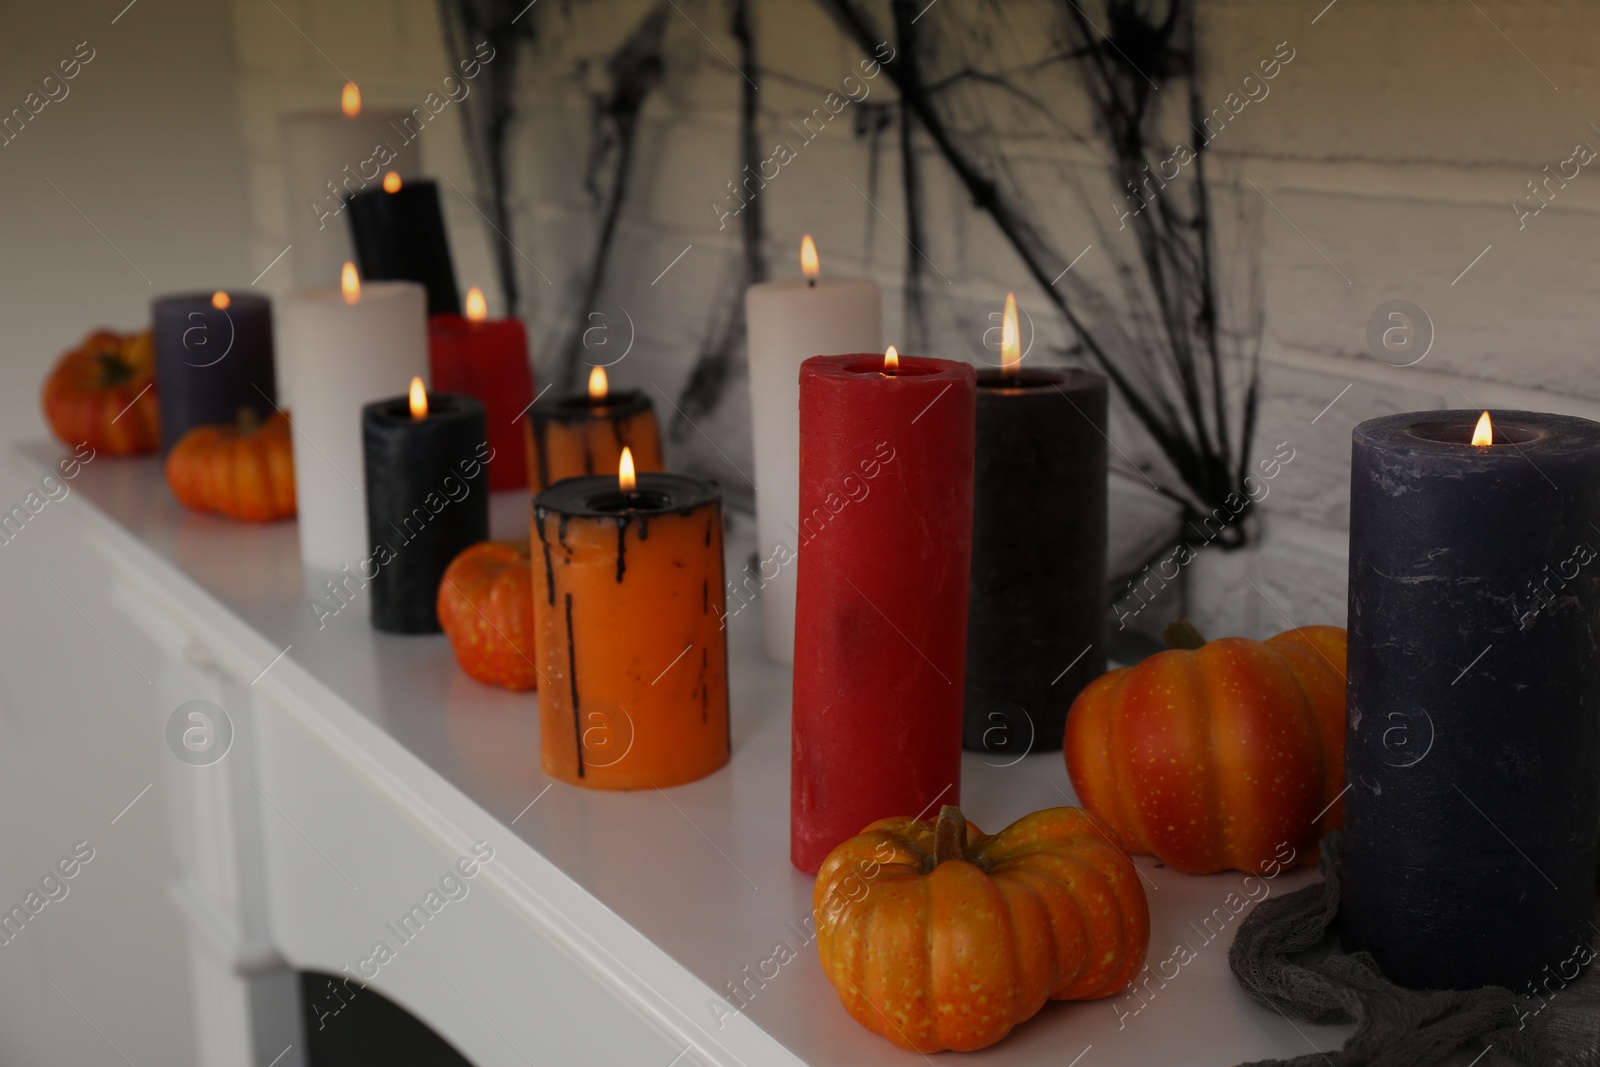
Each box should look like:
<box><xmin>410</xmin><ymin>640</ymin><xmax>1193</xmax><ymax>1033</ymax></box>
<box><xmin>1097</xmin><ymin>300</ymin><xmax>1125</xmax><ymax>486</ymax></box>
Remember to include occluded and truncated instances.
<box><xmin>280</xmin><ymin>267</ymin><xmax>429</xmax><ymax>571</ymax></box>
<box><xmin>743</xmin><ymin>236</ymin><xmax>881</xmax><ymax>662</ymax></box>
<box><xmin>281</xmin><ymin>82</ymin><xmax>420</xmax><ymax>289</ymax></box>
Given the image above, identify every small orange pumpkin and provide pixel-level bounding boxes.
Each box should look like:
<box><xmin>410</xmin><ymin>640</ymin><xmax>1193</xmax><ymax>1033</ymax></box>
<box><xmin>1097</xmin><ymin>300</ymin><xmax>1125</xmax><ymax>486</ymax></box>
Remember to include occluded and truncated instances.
<box><xmin>165</xmin><ymin>408</ymin><xmax>296</xmax><ymax>522</ymax></box>
<box><xmin>1066</xmin><ymin>621</ymin><xmax>1347</xmax><ymax>875</ymax></box>
<box><xmin>42</xmin><ymin>329</ymin><xmax>161</xmax><ymax>455</ymax></box>
<box><xmin>438</xmin><ymin>541</ymin><xmax>539</xmax><ymax>691</ymax></box>
<box><xmin>814</xmin><ymin>805</ymin><xmax>1149</xmax><ymax>1053</ymax></box>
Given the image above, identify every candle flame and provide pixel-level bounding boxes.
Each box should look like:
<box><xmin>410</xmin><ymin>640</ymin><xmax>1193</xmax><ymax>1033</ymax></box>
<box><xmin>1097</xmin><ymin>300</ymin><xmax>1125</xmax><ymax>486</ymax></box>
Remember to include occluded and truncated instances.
<box><xmin>884</xmin><ymin>345</ymin><xmax>899</xmax><ymax>372</ymax></box>
<box><xmin>618</xmin><ymin>446</ymin><xmax>636</xmax><ymax>491</ymax></box>
<box><xmin>211</xmin><ymin>291</ymin><xmax>230</xmax><ymax>310</ymax></box>
<box><xmin>1000</xmin><ymin>291</ymin><xmax>1020</xmax><ymax>376</ymax></box>
<box><xmin>382</xmin><ymin>170</ymin><xmax>402</xmax><ymax>193</ymax></box>
<box><xmin>588</xmin><ymin>365</ymin><xmax>608</xmax><ymax>400</ymax></box>
<box><xmin>341</xmin><ymin>82</ymin><xmax>361</xmax><ymax>118</ymax></box>
<box><xmin>340</xmin><ymin>262</ymin><xmax>360</xmax><ymax>304</ymax></box>
<box><xmin>1472</xmin><ymin>410</ymin><xmax>1493</xmax><ymax>446</ymax></box>
<box><xmin>465</xmin><ymin>287</ymin><xmax>487</xmax><ymax>322</ymax></box>
<box><xmin>409</xmin><ymin>377</ymin><xmax>428</xmax><ymax>419</ymax></box>
<box><xmin>800</xmin><ymin>235</ymin><xmax>820</xmax><ymax>279</ymax></box>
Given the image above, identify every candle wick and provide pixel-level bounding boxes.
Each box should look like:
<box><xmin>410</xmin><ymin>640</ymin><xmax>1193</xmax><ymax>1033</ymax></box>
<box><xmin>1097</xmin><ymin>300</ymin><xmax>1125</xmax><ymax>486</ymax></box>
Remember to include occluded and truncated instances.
<box><xmin>807</xmin><ymin>278</ymin><xmax>816</xmax><ymax>289</ymax></box>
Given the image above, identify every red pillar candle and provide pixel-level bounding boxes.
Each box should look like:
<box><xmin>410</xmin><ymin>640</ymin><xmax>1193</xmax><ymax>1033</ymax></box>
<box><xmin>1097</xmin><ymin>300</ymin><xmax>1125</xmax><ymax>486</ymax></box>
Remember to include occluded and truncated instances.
<box><xmin>429</xmin><ymin>288</ymin><xmax>534</xmax><ymax>492</ymax></box>
<box><xmin>790</xmin><ymin>349</ymin><xmax>977</xmax><ymax>873</ymax></box>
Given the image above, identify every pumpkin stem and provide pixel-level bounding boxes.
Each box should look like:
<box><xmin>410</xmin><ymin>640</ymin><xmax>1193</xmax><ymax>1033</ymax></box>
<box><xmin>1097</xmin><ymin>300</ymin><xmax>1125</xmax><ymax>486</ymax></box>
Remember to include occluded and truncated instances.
<box><xmin>932</xmin><ymin>805</ymin><xmax>969</xmax><ymax>866</ymax></box>
<box><xmin>96</xmin><ymin>351</ymin><xmax>132</xmax><ymax>386</ymax></box>
<box><xmin>1163</xmin><ymin>620</ymin><xmax>1208</xmax><ymax>650</ymax></box>
<box><xmin>236</xmin><ymin>406</ymin><xmax>261</xmax><ymax>433</ymax></box>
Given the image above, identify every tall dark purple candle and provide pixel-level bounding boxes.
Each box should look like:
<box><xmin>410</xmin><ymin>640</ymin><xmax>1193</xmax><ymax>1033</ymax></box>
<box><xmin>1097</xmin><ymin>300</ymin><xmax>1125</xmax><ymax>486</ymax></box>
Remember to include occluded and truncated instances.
<box><xmin>152</xmin><ymin>292</ymin><xmax>276</xmax><ymax>455</ymax></box>
<box><xmin>964</xmin><ymin>367</ymin><xmax>1108</xmax><ymax>754</ymax></box>
<box><xmin>362</xmin><ymin>389</ymin><xmax>489</xmax><ymax>633</ymax></box>
<box><xmin>1344</xmin><ymin>408</ymin><xmax>1600</xmax><ymax>992</ymax></box>
<box><xmin>346</xmin><ymin>179</ymin><xmax>461</xmax><ymax>316</ymax></box>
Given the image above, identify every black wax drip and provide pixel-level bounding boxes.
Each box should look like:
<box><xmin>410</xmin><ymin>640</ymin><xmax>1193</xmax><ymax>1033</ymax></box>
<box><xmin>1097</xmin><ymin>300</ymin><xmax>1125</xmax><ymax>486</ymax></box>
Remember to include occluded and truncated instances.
<box><xmin>533</xmin><ymin>505</ymin><xmax>555</xmax><ymax>606</ymax></box>
<box><xmin>614</xmin><ymin>516</ymin><xmax>626</xmax><ymax>582</ymax></box>
<box><xmin>565</xmin><ymin>592</ymin><xmax>583</xmax><ymax>778</ymax></box>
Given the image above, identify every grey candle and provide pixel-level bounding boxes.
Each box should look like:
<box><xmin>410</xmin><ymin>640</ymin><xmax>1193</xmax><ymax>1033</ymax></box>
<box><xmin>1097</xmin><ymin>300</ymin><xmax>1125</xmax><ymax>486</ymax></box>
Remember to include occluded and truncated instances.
<box><xmin>1344</xmin><ymin>408</ymin><xmax>1600</xmax><ymax>991</ymax></box>
<box><xmin>152</xmin><ymin>291</ymin><xmax>276</xmax><ymax>456</ymax></box>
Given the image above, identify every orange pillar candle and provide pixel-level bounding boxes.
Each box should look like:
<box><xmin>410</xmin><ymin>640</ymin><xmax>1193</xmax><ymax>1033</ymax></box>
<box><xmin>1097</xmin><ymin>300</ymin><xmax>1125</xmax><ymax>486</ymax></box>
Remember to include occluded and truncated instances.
<box><xmin>531</xmin><ymin>451</ymin><xmax>729</xmax><ymax>789</ymax></box>
<box><xmin>524</xmin><ymin>366</ymin><xmax>665</xmax><ymax>491</ymax></box>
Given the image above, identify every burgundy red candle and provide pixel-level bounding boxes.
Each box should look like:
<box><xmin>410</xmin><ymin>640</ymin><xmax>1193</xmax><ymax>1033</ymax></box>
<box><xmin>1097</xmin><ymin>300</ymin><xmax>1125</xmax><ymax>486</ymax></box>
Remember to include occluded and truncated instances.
<box><xmin>790</xmin><ymin>350</ymin><xmax>977</xmax><ymax>873</ymax></box>
<box><xmin>429</xmin><ymin>288</ymin><xmax>534</xmax><ymax>492</ymax></box>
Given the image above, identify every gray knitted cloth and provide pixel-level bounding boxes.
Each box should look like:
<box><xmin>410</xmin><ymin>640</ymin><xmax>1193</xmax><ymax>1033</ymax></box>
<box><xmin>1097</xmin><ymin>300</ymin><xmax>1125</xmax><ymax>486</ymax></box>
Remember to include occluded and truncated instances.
<box><xmin>1228</xmin><ymin>834</ymin><xmax>1600</xmax><ymax>1067</ymax></box>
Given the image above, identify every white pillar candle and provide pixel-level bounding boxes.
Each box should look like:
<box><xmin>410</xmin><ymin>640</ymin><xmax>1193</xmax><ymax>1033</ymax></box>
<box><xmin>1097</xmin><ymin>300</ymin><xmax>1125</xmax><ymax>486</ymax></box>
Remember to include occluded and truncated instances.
<box><xmin>281</xmin><ymin>91</ymin><xmax>421</xmax><ymax>290</ymax></box>
<box><xmin>744</xmin><ymin>237</ymin><xmax>881</xmax><ymax>663</ymax></box>
<box><xmin>280</xmin><ymin>275</ymin><xmax>429</xmax><ymax>572</ymax></box>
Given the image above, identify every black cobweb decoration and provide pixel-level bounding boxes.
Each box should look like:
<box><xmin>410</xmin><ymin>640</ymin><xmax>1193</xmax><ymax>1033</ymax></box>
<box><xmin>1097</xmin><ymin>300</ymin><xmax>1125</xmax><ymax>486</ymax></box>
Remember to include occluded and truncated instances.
<box><xmin>438</xmin><ymin>0</ymin><xmax>1264</xmax><ymax>531</ymax></box>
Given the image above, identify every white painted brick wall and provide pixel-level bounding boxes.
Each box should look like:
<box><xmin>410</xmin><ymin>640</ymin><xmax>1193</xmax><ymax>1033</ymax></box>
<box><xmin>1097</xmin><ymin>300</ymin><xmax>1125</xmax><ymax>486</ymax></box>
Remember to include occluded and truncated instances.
<box><xmin>227</xmin><ymin>0</ymin><xmax>1600</xmax><ymax>636</ymax></box>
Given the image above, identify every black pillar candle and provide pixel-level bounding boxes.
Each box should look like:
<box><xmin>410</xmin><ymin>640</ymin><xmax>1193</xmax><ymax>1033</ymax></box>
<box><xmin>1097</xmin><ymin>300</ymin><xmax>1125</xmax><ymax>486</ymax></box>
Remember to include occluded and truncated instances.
<box><xmin>152</xmin><ymin>291</ymin><xmax>277</xmax><ymax>455</ymax></box>
<box><xmin>1344</xmin><ymin>408</ymin><xmax>1600</xmax><ymax>992</ymax></box>
<box><xmin>964</xmin><ymin>366</ymin><xmax>1108</xmax><ymax>754</ymax></box>
<box><xmin>362</xmin><ymin>386</ymin><xmax>489</xmax><ymax>633</ymax></box>
<box><xmin>346</xmin><ymin>179</ymin><xmax>461</xmax><ymax>316</ymax></box>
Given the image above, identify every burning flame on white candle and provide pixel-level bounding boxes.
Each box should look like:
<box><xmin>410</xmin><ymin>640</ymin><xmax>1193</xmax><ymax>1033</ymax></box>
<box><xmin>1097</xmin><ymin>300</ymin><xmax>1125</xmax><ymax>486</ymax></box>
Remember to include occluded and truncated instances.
<box><xmin>211</xmin><ymin>291</ymin><xmax>230</xmax><ymax>310</ymax></box>
<box><xmin>383</xmin><ymin>171</ymin><xmax>402</xmax><ymax>193</ymax></box>
<box><xmin>409</xmin><ymin>377</ymin><xmax>428</xmax><ymax>419</ymax></box>
<box><xmin>618</xmin><ymin>446</ymin><xmax>636</xmax><ymax>491</ymax></box>
<box><xmin>588</xmin><ymin>365</ymin><xmax>608</xmax><ymax>400</ymax></box>
<box><xmin>883</xmin><ymin>345</ymin><xmax>899</xmax><ymax>373</ymax></box>
<box><xmin>341</xmin><ymin>82</ymin><xmax>362</xmax><ymax>118</ymax></box>
<box><xmin>1000</xmin><ymin>291</ymin><xmax>1020</xmax><ymax>376</ymax></box>
<box><xmin>340</xmin><ymin>262</ymin><xmax>360</xmax><ymax>305</ymax></box>
<box><xmin>1473</xmin><ymin>410</ymin><xmax>1493</xmax><ymax>446</ymax></box>
<box><xmin>465</xmin><ymin>287</ymin><xmax>487</xmax><ymax>322</ymax></box>
<box><xmin>801</xmin><ymin>235</ymin><xmax>820</xmax><ymax>281</ymax></box>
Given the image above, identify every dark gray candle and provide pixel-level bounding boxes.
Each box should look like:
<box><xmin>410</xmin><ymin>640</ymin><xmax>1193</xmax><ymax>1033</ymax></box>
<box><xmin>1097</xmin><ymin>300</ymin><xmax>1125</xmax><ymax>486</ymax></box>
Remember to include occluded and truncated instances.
<box><xmin>964</xmin><ymin>366</ymin><xmax>1108</xmax><ymax>754</ymax></box>
<box><xmin>346</xmin><ymin>179</ymin><xmax>461</xmax><ymax>316</ymax></box>
<box><xmin>1344</xmin><ymin>408</ymin><xmax>1600</xmax><ymax>992</ymax></box>
<box><xmin>152</xmin><ymin>291</ymin><xmax>276</xmax><ymax>456</ymax></box>
<box><xmin>362</xmin><ymin>389</ymin><xmax>489</xmax><ymax>633</ymax></box>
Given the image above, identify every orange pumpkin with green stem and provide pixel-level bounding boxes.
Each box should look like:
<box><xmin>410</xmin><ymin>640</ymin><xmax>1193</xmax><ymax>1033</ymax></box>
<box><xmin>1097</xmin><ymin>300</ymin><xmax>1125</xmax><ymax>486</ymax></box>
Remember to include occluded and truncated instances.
<box><xmin>166</xmin><ymin>408</ymin><xmax>296</xmax><ymax>522</ymax></box>
<box><xmin>42</xmin><ymin>329</ymin><xmax>161</xmax><ymax>455</ymax></box>
<box><xmin>438</xmin><ymin>541</ymin><xmax>539</xmax><ymax>691</ymax></box>
<box><xmin>1065</xmin><ymin>620</ymin><xmax>1347</xmax><ymax>875</ymax></box>
<box><xmin>813</xmin><ymin>805</ymin><xmax>1149</xmax><ymax>1053</ymax></box>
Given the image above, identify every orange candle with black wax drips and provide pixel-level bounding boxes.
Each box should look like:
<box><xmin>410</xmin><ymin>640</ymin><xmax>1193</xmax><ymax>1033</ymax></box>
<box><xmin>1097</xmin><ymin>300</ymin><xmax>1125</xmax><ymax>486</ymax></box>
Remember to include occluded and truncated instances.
<box><xmin>531</xmin><ymin>450</ymin><xmax>729</xmax><ymax>789</ymax></box>
<box><xmin>524</xmin><ymin>366</ymin><xmax>665</xmax><ymax>492</ymax></box>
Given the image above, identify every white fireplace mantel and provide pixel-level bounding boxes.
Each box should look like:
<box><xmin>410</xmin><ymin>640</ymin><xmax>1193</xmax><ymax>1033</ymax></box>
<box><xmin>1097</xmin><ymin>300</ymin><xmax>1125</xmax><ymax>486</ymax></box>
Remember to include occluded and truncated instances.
<box><xmin>18</xmin><ymin>441</ymin><xmax>1347</xmax><ymax>1067</ymax></box>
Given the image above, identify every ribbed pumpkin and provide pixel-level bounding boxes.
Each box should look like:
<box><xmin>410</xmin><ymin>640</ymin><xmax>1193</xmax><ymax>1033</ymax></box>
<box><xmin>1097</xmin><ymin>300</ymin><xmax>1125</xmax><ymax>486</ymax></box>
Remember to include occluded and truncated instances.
<box><xmin>42</xmin><ymin>329</ymin><xmax>161</xmax><ymax>455</ymax></box>
<box><xmin>165</xmin><ymin>409</ymin><xmax>296</xmax><ymax>522</ymax></box>
<box><xmin>437</xmin><ymin>541</ymin><xmax>539</xmax><ymax>691</ymax></box>
<box><xmin>814</xmin><ymin>805</ymin><xmax>1149</xmax><ymax>1053</ymax></box>
<box><xmin>1066</xmin><ymin>621</ymin><xmax>1347</xmax><ymax>875</ymax></box>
